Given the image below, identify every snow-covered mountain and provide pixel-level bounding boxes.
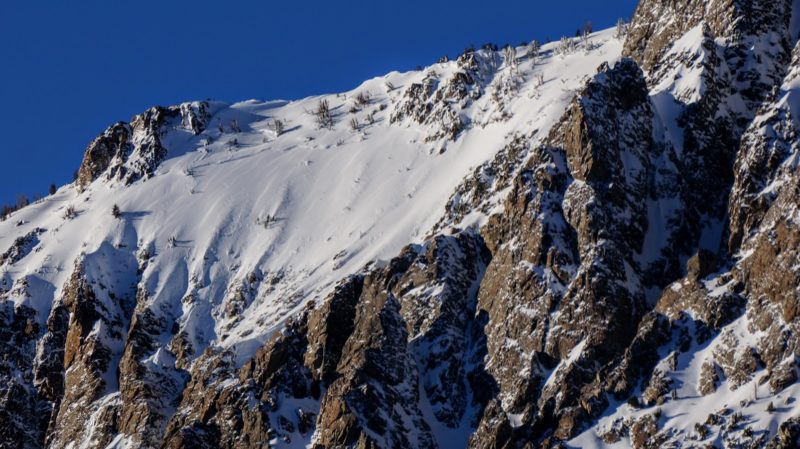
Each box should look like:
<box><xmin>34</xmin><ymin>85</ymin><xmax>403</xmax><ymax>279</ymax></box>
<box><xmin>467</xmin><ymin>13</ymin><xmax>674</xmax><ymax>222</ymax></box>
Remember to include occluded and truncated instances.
<box><xmin>2</xmin><ymin>0</ymin><xmax>800</xmax><ymax>448</ymax></box>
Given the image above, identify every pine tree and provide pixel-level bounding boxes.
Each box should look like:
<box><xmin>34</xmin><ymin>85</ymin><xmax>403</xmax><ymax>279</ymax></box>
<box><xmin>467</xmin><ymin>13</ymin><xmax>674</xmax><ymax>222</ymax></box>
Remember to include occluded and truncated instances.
<box><xmin>111</xmin><ymin>204</ymin><xmax>121</xmax><ymax>219</ymax></box>
<box><xmin>49</xmin><ymin>183</ymin><xmax>57</xmax><ymax>195</ymax></box>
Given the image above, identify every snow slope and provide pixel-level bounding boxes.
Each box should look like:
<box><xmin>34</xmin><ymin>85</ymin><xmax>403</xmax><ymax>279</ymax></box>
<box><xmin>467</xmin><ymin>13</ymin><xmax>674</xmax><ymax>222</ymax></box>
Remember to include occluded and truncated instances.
<box><xmin>0</xmin><ymin>29</ymin><xmax>623</xmax><ymax>365</ymax></box>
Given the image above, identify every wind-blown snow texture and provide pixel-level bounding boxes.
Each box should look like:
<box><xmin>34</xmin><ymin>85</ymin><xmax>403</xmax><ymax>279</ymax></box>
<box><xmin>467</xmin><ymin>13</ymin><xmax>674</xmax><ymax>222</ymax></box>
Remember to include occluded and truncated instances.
<box><xmin>2</xmin><ymin>1</ymin><xmax>800</xmax><ymax>448</ymax></box>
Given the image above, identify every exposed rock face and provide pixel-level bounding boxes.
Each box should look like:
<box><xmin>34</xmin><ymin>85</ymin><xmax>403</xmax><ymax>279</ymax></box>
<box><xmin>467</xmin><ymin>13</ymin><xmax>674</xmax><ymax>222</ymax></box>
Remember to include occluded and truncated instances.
<box><xmin>0</xmin><ymin>303</ymin><xmax>45</xmax><ymax>449</ymax></box>
<box><xmin>160</xmin><ymin>232</ymin><xmax>490</xmax><ymax>449</ymax></box>
<box><xmin>391</xmin><ymin>49</ymin><xmax>510</xmax><ymax>142</ymax></box>
<box><xmin>467</xmin><ymin>58</ymin><xmax>655</xmax><ymax>445</ymax></box>
<box><xmin>76</xmin><ymin>101</ymin><xmax>210</xmax><ymax>189</ymax></box>
<box><xmin>0</xmin><ymin>227</ymin><xmax>44</xmax><ymax>266</ymax></box>
<box><xmin>5</xmin><ymin>0</ymin><xmax>800</xmax><ymax>447</ymax></box>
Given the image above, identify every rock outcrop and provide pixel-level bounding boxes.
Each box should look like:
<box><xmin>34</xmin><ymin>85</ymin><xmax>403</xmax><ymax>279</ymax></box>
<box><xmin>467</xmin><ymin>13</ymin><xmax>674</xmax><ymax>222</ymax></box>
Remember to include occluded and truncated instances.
<box><xmin>76</xmin><ymin>101</ymin><xmax>210</xmax><ymax>189</ymax></box>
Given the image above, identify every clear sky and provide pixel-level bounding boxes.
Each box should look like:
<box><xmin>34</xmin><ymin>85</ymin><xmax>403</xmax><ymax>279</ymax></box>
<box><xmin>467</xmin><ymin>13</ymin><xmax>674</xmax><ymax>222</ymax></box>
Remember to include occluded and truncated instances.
<box><xmin>0</xmin><ymin>0</ymin><xmax>639</xmax><ymax>206</ymax></box>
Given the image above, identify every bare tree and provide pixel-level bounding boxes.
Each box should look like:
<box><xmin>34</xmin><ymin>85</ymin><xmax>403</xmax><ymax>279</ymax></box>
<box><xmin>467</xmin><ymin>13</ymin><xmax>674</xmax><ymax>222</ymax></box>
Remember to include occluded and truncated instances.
<box><xmin>354</xmin><ymin>92</ymin><xmax>371</xmax><ymax>107</ymax></box>
<box><xmin>63</xmin><ymin>205</ymin><xmax>77</xmax><ymax>220</ymax></box>
<box><xmin>272</xmin><ymin>118</ymin><xmax>285</xmax><ymax>136</ymax></box>
<box><xmin>349</xmin><ymin>117</ymin><xmax>360</xmax><ymax>132</ymax></box>
<box><xmin>310</xmin><ymin>99</ymin><xmax>334</xmax><ymax>130</ymax></box>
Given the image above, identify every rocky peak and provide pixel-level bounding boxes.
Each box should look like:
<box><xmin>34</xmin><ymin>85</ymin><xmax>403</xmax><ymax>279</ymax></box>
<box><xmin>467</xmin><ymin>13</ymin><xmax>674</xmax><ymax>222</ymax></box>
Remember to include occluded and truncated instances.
<box><xmin>624</xmin><ymin>0</ymin><xmax>794</xmax><ymax>72</ymax></box>
<box><xmin>76</xmin><ymin>101</ymin><xmax>211</xmax><ymax>190</ymax></box>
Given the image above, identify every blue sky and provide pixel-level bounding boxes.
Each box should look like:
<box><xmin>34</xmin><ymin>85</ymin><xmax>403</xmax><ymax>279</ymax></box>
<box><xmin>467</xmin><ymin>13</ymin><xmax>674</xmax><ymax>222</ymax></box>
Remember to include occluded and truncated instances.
<box><xmin>0</xmin><ymin>0</ymin><xmax>638</xmax><ymax>206</ymax></box>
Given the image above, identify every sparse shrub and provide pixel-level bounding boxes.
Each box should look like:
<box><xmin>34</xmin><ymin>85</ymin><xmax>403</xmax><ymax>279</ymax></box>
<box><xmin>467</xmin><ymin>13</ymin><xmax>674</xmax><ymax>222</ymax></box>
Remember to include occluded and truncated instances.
<box><xmin>63</xmin><ymin>205</ymin><xmax>77</xmax><ymax>220</ymax></box>
<box><xmin>354</xmin><ymin>92</ymin><xmax>371</xmax><ymax>107</ymax></box>
<box><xmin>1</xmin><ymin>194</ymin><xmax>34</xmax><ymax>221</ymax></box>
<box><xmin>349</xmin><ymin>117</ymin><xmax>360</xmax><ymax>132</ymax></box>
<box><xmin>557</xmin><ymin>36</ymin><xmax>577</xmax><ymax>56</ymax></box>
<box><xmin>581</xmin><ymin>31</ymin><xmax>591</xmax><ymax>50</ymax></box>
<box><xmin>384</xmin><ymin>81</ymin><xmax>395</xmax><ymax>92</ymax></box>
<box><xmin>694</xmin><ymin>423</ymin><xmax>708</xmax><ymax>439</ymax></box>
<box><xmin>366</xmin><ymin>111</ymin><xmax>376</xmax><ymax>125</ymax></box>
<box><xmin>310</xmin><ymin>99</ymin><xmax>334</xmax><ymax>129</ymax></box>
<box><xmin>535</xmin><ymin>72</ymin><xmax>545</xmax><ymax>87</ymax></box>
<box><xmin>273</xmin><ymin>118</ymin><xmax>285</xmax><ymax>136</ymax></box>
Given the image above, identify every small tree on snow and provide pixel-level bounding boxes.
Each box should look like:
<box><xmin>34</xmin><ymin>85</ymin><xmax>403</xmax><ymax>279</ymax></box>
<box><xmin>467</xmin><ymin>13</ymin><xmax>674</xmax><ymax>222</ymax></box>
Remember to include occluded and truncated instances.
<box><xmin>63</xmin><ymin>205</ymin><xmax>77</xmax><ymax>220</ymax></box>
<box><xmin>557</xmin><ymin>36</ymin><xmax>575</xmax><ymax>56</ymax></box>
<box><xmin>230</xmin><ymin>119</ymin><xmax>241</xmax><ymax>133</ymax></box>
<box><xmin>581</xmin><ymin>30</ymin><xmax>593</xmax><ymax>52</ymax></box>
<box><xmin>503</xmin><ymin>45</ymin><xmax>518</xmax><ymax>71</ymax></box>
<box><xmin>311</xmin><ymin>99</ymin><xmax>334</xmax><ymax>130</ymax></box>
<box><xmin>535</xmin><ymin>72</ymin><xmax>545</xmax><ymax>88</ymax></box>
<box><xmin>354</xmin><ymin>92</ymin><xmax>371</xmax><ymax>107</ymax></box>
<box><xmin>349</xmin><ymin>117</ymin><xmax>360</xmax><ymax>132</ymax></box>
<box><xmin>111</xmin><ymin>204</ymin><xmax>121</xmax><ymax>219</ymax></box>
<box><xmin>615</xmin><ymin>18</ymin><xmax>628</xmax><ymax>39</ymax></box>
<box><xmin>272</xmin><ymin>118</ymin><xmax>285</xmax><ymax>136</ymax></box>
<box><xmin>528</xmin><ymin>40</ymin><xmax>540</xmax><ymax>64</ymax></box>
